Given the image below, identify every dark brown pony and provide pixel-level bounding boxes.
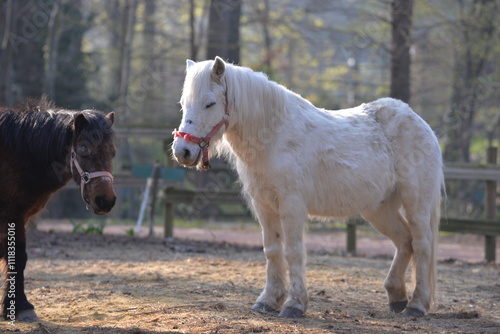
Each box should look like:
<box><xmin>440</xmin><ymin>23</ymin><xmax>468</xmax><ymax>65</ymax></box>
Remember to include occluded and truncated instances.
<box><xmin>0</xmin><ymin>99</ymin><xmax>116</xmax><ymax>322</ymax></box>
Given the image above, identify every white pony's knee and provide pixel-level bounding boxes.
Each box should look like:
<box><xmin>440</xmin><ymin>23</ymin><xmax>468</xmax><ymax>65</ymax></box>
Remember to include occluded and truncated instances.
<box><xmin>411</xmin><ymin>237</ymin><xmax>432</xmax><ymax>259</ymax></box>
<box><xmin>384</xmin><ymin>277</ymin><xmax>407</xmax><ymax>302</ymax></box>
<box><xmin>263</xmin><ymin>244</ymin><xmax>284</xmax><ymax>261</ymax></box>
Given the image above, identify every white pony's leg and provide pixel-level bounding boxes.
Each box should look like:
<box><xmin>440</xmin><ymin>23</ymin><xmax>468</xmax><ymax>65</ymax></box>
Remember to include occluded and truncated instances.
<box><xmin>399</xmin><ymin>183</ymin><xmax>439</xmax><ymax>317</ymax></box>
<box><xmin>402</xmin><ymin>207</ymin><xmax>434</xmax><ymax>317</ymax></box>
<box><xmin>278</xmin><ymin>195</ymin><xmax>308</xmax><ymax>318</ymax></box>
<box><xmin>362</xmin><ymin>198</ymin><xmax>413</xmax><ymax>313</ymax></box>
<box><xmin>251</xmin><ymin>200</ymin><xmax>288</xmax><ymax>313</ymax></box>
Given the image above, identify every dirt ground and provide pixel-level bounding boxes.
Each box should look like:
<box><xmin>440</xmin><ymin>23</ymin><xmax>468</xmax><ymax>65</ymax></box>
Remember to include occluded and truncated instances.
<box><xmin>1</xmin><ymin>229</ymin><xmax>499</xmax><ymax>334</ymax></box>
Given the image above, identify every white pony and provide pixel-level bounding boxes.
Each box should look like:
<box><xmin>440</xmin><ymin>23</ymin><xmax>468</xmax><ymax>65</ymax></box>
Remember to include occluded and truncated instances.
<box><xmin>172</xmin><ymin>57</ymin><xmax>443</xmax><ymax>318</ymax></box>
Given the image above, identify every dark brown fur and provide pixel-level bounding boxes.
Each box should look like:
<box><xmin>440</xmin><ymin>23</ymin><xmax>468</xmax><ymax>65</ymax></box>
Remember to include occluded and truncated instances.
<box><xmin>0</xmin><ymin>100</ymin><xmax>116</xmax><ymax>321</ymax></box>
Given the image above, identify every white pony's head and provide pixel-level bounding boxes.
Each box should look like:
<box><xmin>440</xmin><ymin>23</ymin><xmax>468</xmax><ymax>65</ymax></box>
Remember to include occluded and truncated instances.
<box><xmin>172</xmin><ymin>56</ymin><xmax>229</xmax><ymax>169</ymax></box>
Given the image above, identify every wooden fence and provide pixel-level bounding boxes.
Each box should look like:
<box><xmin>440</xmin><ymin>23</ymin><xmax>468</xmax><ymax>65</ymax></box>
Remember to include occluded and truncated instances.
<box><xmin>347</xmin><ymin>147</ymin><xmax>499</xmax><ymax>262</ymax></box>
<box><xmin>440</xmin><ymin>147</ymin><xmax>498</xmax><ymax>262</ymax></box>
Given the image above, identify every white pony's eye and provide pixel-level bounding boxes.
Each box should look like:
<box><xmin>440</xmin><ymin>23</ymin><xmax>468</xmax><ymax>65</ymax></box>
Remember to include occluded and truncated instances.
<box><xmin>206</xmin><ymin>102</ymin><xmax>216</xmax><ymax>109</ymax></box>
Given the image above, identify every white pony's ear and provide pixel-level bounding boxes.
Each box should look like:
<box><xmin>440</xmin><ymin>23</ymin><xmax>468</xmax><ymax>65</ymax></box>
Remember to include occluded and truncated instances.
<box><xmin>186</xmin><ymin>59</ymin><xmax>196</xmax><ymax>69</ymax></box>
<box><xmin>211</xmin><ymin>56</ymin><xmax>225</xmax><ymax>83</ymax></box>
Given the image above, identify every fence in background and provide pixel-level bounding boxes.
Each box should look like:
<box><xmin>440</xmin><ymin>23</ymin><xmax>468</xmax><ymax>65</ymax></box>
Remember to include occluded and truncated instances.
<box><xmin>348</xmin><ymin>147</ymin><xmax>499</xmax><ymax>262</ymax></box>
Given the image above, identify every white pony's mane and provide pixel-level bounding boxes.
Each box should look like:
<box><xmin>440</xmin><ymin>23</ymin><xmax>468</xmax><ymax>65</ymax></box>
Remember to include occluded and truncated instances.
<box><xmin>224</xmin><ymin>64</ymin><xmax>288</xmax><ymax>139</ymax></box>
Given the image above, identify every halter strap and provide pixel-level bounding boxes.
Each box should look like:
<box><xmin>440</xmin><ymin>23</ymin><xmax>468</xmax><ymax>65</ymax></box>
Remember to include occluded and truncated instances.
<box><xmin>71</xmin><ymin>149</ymin><xmax>114</xmax><ymax>205</ymax></box>
<box><xmin>172</xmin><ymin>93</ymin><xmax>229</xmax><ymax>170</ymax></box>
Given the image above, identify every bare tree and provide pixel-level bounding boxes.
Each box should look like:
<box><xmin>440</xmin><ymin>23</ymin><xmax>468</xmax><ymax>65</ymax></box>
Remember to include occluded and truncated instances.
<box><xmin>189</xmin><ymin>0</ymin><xmax>198</xmax><ymax>60</ymax></box>
<box><xmin>45</xmin><ymin>1</ymin><xmax>60</xmax><ymax>99</ymax></box>
<box><xmin>0</xmin><ymin>0</ymin><xmax>14</xmax><ymax>105</ymax></box>
<box><xmin>226</xmin><ymin>0</ymin><xmax>241</xmax><ymax>64</ymax></box>
<box><xmin>0</xmin><ymin>0</ymin><xmax>47</xmax><ymax>105</ymax></box>
<box><xmin>444</xmin><ymin>0</ymin><xmax>497</xmax><ymax>162</ymax></box>
<box><xmin>117</xmin><ymin>0</ymin><xmax>138</xmax><ymax>121</ymax></box>
<box><xmin>206</xmin><ymin>0</ymin><xmax>242</xmax><ymax>63</ymax></box>
<box><xmin>143</xmin><ymin>0</ymin><xmax>156</xmax><ymax>61</ymax></box>
<box><xmin>389</xmin><ymin>0</ymin><xmax>413</xmax><ymax>103</ymax></box>
<box><xmin>260</xmin><ymin>0</ymin><xmax>272</xmax><ymax>71</ymax></box>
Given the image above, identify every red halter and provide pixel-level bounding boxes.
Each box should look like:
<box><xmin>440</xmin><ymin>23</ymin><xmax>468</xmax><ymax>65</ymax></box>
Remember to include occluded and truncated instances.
<box><xmin>173</xmin><ymin>95</ymin><xmax>229</xmax><ymax>170</ymax></box>
<box><xmin>71</xmin><ymin>149</ymin><xmax>114</xmax><ymax>206</ymax></box>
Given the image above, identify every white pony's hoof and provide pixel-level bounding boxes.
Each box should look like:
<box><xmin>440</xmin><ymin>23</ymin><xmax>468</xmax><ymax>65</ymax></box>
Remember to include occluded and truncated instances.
<box><xmin>17</xmin><ymin>309</ymin><xmax>39</xmax><ymax>322</ymax></box>
<box><xmin>403</xmin><ymin>307</ymin><xmax>425</xmax><ymax>318</ymax></box>
<box><xmin>251</xmin><ymin>302</ymin><xmax>276</xmax><ymax>313</ymax></box>
<box><xmin>279</xmin><ymin>307</ymin><xmax>303</xmax><ymax>318</ymax></box>
<box><xmin>389</xmin><ymin>300</ymin><xmax>408</xmax><ymax>314</ymax></box>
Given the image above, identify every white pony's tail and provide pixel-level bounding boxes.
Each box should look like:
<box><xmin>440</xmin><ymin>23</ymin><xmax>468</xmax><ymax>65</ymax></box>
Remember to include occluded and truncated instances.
<box><xmin>429</xmin><ymin>170</ymin><xmax>445</xmax><ymax>308</ymax></box>
<box><xmin>410</xmin><ymin>168</ymin><xmax>443</xmax><ymax>311</ymax></box>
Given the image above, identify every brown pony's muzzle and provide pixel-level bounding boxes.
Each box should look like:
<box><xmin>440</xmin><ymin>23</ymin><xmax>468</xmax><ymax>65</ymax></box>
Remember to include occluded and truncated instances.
<box><xmin>85</xmin><ymin>178</ymin><xmax>116</xmax><ymax>215</ymax></box>
<box><xmin>94</xmin><ymin>193</ymin><xmax>116</xmax><ymax>214</ymax></box>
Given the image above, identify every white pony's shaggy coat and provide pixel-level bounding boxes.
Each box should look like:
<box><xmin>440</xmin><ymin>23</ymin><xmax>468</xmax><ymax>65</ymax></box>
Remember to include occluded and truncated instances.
<box><xmin>173</xmin><ymin>57</ymin><xmax>443</xmax><ymax>318</ymax></box>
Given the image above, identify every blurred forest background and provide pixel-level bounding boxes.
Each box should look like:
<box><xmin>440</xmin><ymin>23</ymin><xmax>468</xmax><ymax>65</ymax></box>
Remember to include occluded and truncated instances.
<box><xmin>0</xmin><ymin>0</ymin><xmax>499</xmax><ymax>223</ymax></box>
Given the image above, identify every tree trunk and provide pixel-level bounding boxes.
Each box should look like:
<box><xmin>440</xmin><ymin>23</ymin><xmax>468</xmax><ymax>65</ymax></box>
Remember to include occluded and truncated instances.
<box><xmin>143</xmin><ymin>0</ymin><xmax>155</xmax><ymax>56</ymax></box>
<box><xmin>389</xmin><ymin>0</ymin><xmax>413</xmax><ymax>103</ymax></box>
<box><xmin>12</xmin><ymin>0</ymin><xmax>47</xmax><ymax>103</ymax></box>
<box><xmin>117</xmin><ymin>0</ymin><xmax>138</xmax><ymax>122</ymax></box>
<box><xmin>206</xmin><ymin>0</ymin><xmax>241</xmax><ymax>63</ymax></box>
<box><xmin>261</xmin><ymin>0</ymin><xmax>272</xmax><ymax>72</ymax></box>
<box><xmin>0</xmin><ymin>0</ymin><xmax>14</xmax><ymax>106</ymax></box>
<box><xmin>206</xmin><ymin>0</ymin><xmax>227</xmax><ymax>59</ymax></box>
<box><xmin>44</xmin><ymin>1</ymin><xmax>60</xmax><ymax>99</ymax></box>
<box><xmin>226</xmin><ymin>0</ymin><xmax>241</xmax><ymax>64</ymax></box>
<box><xmin>104</xmin><ymin>0</ymin><xmax>121</xmax><ymax>99</ymax></box>
<box><xmin>189</xmin><ymin>0</ymin><xmax>197</xmax><ymax>60</ymax></box>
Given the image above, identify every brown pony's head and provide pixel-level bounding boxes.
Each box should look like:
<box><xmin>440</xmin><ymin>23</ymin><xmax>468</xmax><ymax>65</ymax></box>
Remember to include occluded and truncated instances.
<box><xmin>71</xmin><ymin>111</ymin><xmax>116</xmax><ymax>215</ymax></box>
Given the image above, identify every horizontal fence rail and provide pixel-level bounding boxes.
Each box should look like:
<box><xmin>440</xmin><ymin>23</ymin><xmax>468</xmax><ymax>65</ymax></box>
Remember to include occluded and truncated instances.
<box><xmin>444</xmin><ymin>165</ymin><xmax>500</xmax><ymax>181</ymax></box>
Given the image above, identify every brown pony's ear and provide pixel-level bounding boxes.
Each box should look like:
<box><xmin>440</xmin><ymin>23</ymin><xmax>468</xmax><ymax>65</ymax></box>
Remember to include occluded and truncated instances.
<box><xmin>73</xmin><ymin>113</ymin><xmax>88</xmax><ymax>136</ymax></box>
<box><xmin>106</xmin><ymin>112</ymin><xmax>115</xmax><ymax>125</ymax></box>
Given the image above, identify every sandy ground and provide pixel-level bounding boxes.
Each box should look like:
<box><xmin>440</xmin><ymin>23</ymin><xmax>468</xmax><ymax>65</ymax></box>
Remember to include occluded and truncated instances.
<box><xmin>0</xmin><ymin>225</ymin><xmax>499</xmax><ymax>334</ymax></box>
<box><xmin>37</xmin><ymin>219</ymin><xmax>499</xmax><ymax>263</ymax></box>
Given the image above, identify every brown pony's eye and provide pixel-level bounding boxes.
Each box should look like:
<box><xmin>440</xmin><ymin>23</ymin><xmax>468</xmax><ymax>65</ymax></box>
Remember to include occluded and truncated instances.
<box><xmin>77</xmin><ymin>144</ymin><xmax>90</xmax><ymax>156</ymax></box>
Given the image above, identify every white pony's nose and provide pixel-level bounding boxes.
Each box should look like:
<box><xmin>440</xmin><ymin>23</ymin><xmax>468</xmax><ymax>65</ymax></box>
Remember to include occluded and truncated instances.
<box><xmin>172</xmin><ymin>141</ymin><xmax>200</xmax><ymax>167</ymax></box>
<box><xmin>176</xmin><ymin>147</ymin><xmax>192</xmax><ymax>161</ymax></box>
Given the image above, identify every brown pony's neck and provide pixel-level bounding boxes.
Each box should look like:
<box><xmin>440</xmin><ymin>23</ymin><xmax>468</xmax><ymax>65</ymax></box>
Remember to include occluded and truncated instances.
<box><xmin>0</xmin><ymin>107</ymin><xmax>75</xmax><ymax>190</ymax></box>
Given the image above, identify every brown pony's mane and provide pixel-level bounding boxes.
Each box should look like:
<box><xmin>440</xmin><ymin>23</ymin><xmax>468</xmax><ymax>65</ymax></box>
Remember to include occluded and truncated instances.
<box><xmin>0</xmin><ymin>99</ymin><xmax>113</xmax><ymax>173</ymax></box>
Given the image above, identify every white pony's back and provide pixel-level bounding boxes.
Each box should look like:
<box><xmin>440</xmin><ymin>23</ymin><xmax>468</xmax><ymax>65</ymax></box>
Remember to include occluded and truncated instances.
<box><xmin>217</xmin><ymin>66</ymin><xmax>441</xmax><ymax>220</ymax></box>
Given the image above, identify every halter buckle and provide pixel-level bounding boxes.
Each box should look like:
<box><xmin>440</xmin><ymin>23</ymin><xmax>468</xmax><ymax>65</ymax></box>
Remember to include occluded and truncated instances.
<box><xmin>198</xmin><ymin>138</ymin><xmax>210</xmax><ymax>149</ymax></box>
<box><xmin>81</xmin><ymin>172</ymin><xmax>91</xmax><ymax>184</ymax></box>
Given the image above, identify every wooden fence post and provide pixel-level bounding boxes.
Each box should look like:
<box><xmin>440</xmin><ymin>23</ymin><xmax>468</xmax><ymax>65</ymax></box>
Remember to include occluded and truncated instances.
<box><xmin>485</xmin><ymin>146</ymin><xmax>497</xmax><ymax>262</ymax></box>
<box><xmin>148</xmin><ymin>161</ymin><xmax>161</xmax><ymax>236</ymax></box>
<box><xmin>346</xmin><ymin>219</ymin><xmax>357</xmax><ymax>254</ymax></box>
<box><xmin>163</xmin><ymin>139</ymin><xmax>175</xmax><ymax>238</ymax></box>
<box><xmin>346</xmin><ymin>217</ymin><xmax>363</xmax><ymax>254</ymax></box>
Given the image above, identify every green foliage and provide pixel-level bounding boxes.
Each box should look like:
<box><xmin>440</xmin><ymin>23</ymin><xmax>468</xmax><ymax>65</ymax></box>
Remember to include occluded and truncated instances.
<box><xmin>70</xmin><ymin>220</ymin><xmax>107</xmax><ymax>235</ymax></box>
<box><xmin>173</xmin><ymin>218</ymin><xmax>205</xmax><ymax>229</ymax></box>
<box><xmin>70</xmin><ymin>220</ymin><xmax>83</xmax><ymax>233</ymax></box>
